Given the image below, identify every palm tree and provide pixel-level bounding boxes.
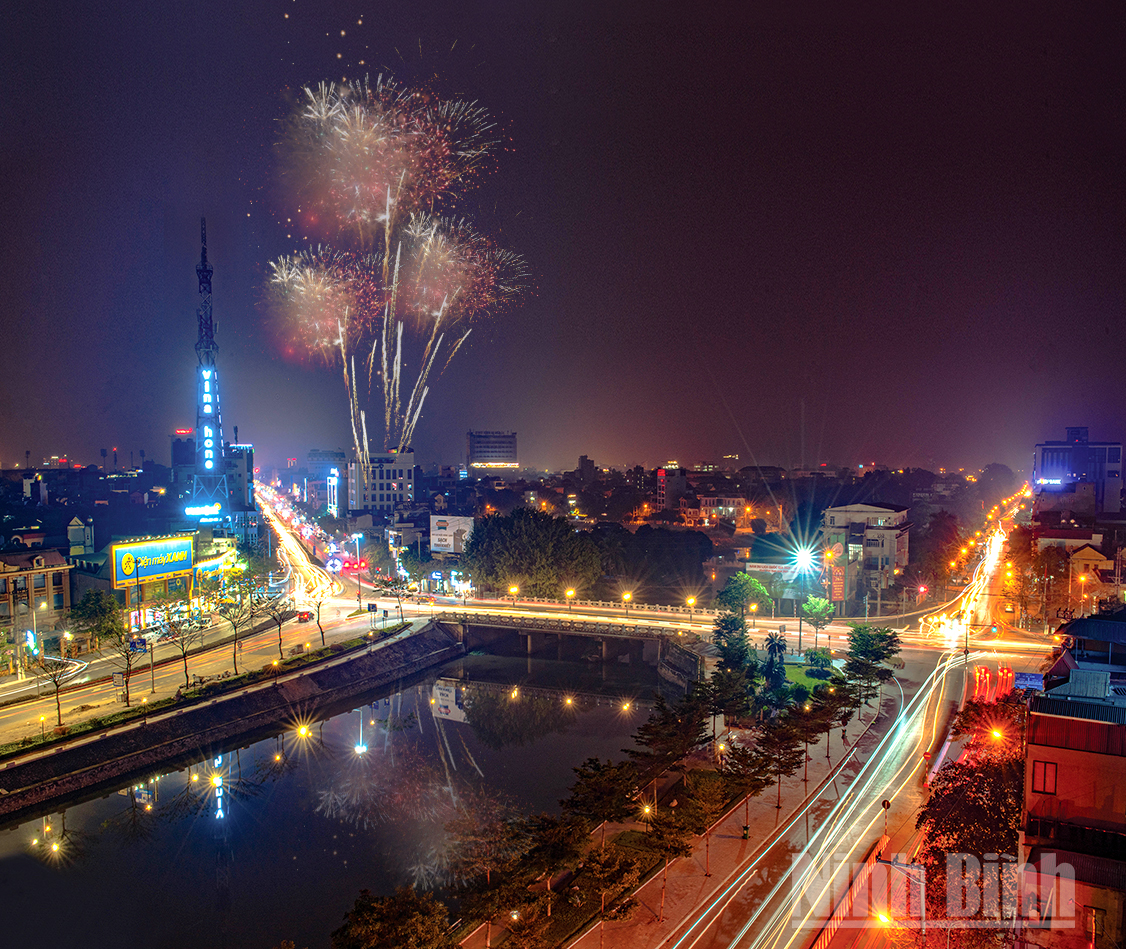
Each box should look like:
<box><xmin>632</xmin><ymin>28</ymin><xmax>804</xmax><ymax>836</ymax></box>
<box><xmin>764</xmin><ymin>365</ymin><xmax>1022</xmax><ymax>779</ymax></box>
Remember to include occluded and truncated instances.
<box><xmin>765</xmin><ymin>631</ymin><xmax>787</xmax><ymax>662</ymax></box>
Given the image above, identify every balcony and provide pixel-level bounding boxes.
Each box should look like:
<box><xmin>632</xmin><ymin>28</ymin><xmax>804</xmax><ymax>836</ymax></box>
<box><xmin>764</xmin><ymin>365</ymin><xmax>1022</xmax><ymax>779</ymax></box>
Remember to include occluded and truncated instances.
<box><xmin>1024</xmin><ymin>816</ymin><xmax>1126</xmax><ymax>860</ymax></box>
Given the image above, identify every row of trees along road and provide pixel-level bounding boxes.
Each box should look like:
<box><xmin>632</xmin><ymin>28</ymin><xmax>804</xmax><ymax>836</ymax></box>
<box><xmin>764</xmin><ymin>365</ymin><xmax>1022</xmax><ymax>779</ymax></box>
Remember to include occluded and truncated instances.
<box><xmin>316</xmin><ymin>619</ymin><xmax>903</xmax><ymax>949</ymax></box>
<box><xmin>460</xmin><ymin>508</ymin><xmax>714</xmax><ymax>601</ymax></box>
<box><xmin>62</xmin><ymin>556</ymin><xmax>284</xmax><ymax>712</ymax></box>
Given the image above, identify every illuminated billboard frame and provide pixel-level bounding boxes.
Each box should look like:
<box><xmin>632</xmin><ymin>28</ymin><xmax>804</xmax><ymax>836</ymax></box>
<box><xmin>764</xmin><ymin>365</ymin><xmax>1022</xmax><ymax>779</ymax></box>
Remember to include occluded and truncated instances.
<box><xmin>112</xmin><ymin>535</ymin><xmax>195</xmax><ymax>589</ymax></box>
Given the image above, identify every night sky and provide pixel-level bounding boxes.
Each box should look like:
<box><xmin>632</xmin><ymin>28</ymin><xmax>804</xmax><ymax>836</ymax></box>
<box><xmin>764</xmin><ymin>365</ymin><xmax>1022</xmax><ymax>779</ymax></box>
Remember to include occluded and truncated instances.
<box><xmin>2</xmin><ymin>1</ymin><xmax>1123</xmax><ymax>475</ymax></box>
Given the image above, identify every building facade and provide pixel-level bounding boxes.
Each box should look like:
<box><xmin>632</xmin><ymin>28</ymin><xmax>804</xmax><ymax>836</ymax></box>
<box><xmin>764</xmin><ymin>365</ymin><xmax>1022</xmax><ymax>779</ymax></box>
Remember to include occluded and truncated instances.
<box><xmin>1020</xmin><ymin>613</ymin><xmax>1126</xmax><ymax>947</ymax></box>
<box><xmin>348</xmin><ymin>450</ymin><xmax>415</xmax><ymax>517</ymax></box>
<box><xmin>0</xmin><ymin>550</ymin><xmax>72</xmax><ymax>643</ymax></box>
<box><xmin>1034</xmin><ymin>427</ymin><xmax>1122</xmax><ymax>515</ymax></box>
<box><xmin>466</xmin><ymin>431</ymin><xmax>518</xmax><ymax>469</ymax></box>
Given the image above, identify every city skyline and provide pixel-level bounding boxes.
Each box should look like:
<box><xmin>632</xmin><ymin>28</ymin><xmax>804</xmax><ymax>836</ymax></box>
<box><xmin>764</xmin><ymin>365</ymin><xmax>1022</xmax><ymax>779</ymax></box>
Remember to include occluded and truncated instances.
<box><xmin>2</xmin><ymin>3</ymin><xmax>1122</xmax><ymax>474</ymax></box>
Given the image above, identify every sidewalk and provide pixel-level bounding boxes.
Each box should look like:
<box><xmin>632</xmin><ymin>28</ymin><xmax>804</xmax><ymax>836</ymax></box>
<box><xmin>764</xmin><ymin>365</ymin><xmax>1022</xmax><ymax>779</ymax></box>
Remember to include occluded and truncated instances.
<box><xmin>458</xmin><ymin>698</ymin><xmax>890</xmax><ymax>949</ymax></box>
<box><xmin>0</xmin><ymin>604</ymin><xmax>419</xmax><ymax>749</ymax></box>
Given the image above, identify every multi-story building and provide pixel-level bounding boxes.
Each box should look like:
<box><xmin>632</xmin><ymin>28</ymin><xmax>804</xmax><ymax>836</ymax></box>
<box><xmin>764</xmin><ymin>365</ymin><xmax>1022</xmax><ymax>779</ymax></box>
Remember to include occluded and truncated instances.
<box><xmin>1034</xmin><ymin>427</ymin><xmax>1122</xmax><ymax>515</ymax></box>
<box><xmin>467</xmin><ymin>431</ymin><xmax>518</xmax><ymax>470</ymax></box>
<box><xmin>1020</xmin><ymin>612</ymin><xmax>1126</xmax><ymax>947</ymax></box>
<box><xmin>820</xmin><ymin>503</ymin><xmax>910</xmax><ymax>611</ymax></box>
<box><xmin>307</xmin><ymin>448</ymin><xmax>347</xmax><ymax>482</ymax></box>
<box><xmin>348</xmin><ymin>449</ymin><xmax>415</xmax><ymax>517</ymax></box>
<box><xmin>656</xmin><ymin>467</ymin><xmax>688</xmax><ymax>511</ymax></box>
<box><xmin>0</xmin><ymin>550</ymin><xmax>72</xmax><ymax>645</ymax></box>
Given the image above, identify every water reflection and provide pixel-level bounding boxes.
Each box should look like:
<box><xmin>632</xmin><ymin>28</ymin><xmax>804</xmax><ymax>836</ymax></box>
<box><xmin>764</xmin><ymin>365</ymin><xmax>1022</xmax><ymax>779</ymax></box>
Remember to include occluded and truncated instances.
<box><xmin>0</xmin><ymin>655</ymin><xmax>665</xmax><ymax>949</ymax></box>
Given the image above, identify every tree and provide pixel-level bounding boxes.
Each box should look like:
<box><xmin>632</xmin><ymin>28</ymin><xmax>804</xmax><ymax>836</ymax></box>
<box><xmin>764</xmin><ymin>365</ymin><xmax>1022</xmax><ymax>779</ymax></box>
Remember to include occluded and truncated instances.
<box><xmin>561</xmin><ymin>757</ymin><xmax>637</xmax><ymax>847</ymax></box>
<box><xmin>517</xmin><ymin>814</ymin><xmax>587</xmax><ymax>915</ymax></box>
<box><xmin>309</xmin><ymin>590</ymin><xmax>329</xmax><ymax>646</ymax></box>
<box><xmin>71</xmin><ymin>589</ymin><xmax>123</xmax><ymax>653</ymax></box>
<box><xmin>461</xmin><ymin>508</ymin><xmax>602</xmax><ymax>597</ymax></box>
<box><xmin>256</xmin><ymin>591</ymin><xmax>293</xmax><ymax>660</ymax></box>
<box><xmin>712</xmin><ymin>613</ymin><xmax>749</xmax><ymax>670</ymax></box>
<box><xmin>721</xmin><ymin>741</ymin><xmax>772</xmax><ymax>827</ymax></box>
<box><xmin>949</xmin><ymin>696</ymin><xmax>1025</xmax><ymax>765</ymax></box>
<box><xmin>648</xmin><ymin>808</ymin><xmax>693</xmax><ymax>922</ymax></box>
<box><xmin>764</xmin><ymin>631</ymin><xmax>787</xmax><ymax>663</ymax></box>
<box><xmin>331</xmin><ymin>886</ymin><xmax>454</xmax><ymax>949</ymax></box>
<box><xmin>715</xmin><ymin>573</ymin><xmax>771</xmax><ymax>618</ymax></box>
<box><xmin>755</xmin><ymin>716</ymin><xmax>805</xmax><ymax>809</ymax></box>
<box><xmin>803</xmin><ymin>646</ymin><xmax>833</xmax><ymax>676</ymax></box>
<box><xmin>709</xmin><ymin>667</ymin><xmax>750</xmax><ymax>725</ymax></box>
<box><xmin>626</xmin><ymin>690</ymin><xmax>710</xmax><ymax>781</ymax></box>
<box><xmin>148</xmin><ymin>591</ymin><xmax>201</xmax><ymax>688</ymax></box>
<box><xmin>73</xmin><ymin>590</ymin><xmax>138</xmax><ymax>706</ymax></box>
<box><xmin>459</xmin><ymin>878</ymin><xmax>526</xmax><ymax>949</ymax></box>
<box><xmin>584</xmin><ymin>844</ymin><xmax>640</xmax><ymax>949</ymax></box>
<box><xmin>844</xmin><ymin>625</ymin><xmax>902</xmax><ymax>704</ymax></box>
<box><xmin>915</xmin><ymin>758</ymin><xmax>1024</xmax><ymax>908</ymax></box>
<box><xmin>800</xmin><ymin>596</ymin><xmax>834</xmax><ymax>647</ymax></box>
<box><xmin>216</xmin><ymin>579</ymin><xmax>258</xmax><ymax>676</ymax></box>
<box><xmin>504</xmin><ymin>897</ymin><xmax>552</xmax><ymax>949</ymax></box>
<box><xmin>684</xmin><ymin>770</ymin><xmax>728</xmax><ymax>877</ymax></box>
<box><xmin>30</xmin><ymin>651</ymin><xmax>72</xmax><ymax>727</ymax></box>
<box><xmin>399</xmin><ymin>543</ymin><xmax>433</xmax><ymax>584</ymax></box>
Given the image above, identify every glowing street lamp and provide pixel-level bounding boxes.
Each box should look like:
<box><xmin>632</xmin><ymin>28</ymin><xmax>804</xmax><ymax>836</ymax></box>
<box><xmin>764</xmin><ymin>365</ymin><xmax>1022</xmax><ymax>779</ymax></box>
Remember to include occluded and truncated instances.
<box><xmin>686</xmin><ymin>596</ymin><xmax>695</xmax><ymax>622</ymax></box>
<box><xmin>622</xmin><ymin>591</ymin><xmax>632</xmax><ymax>617</ymax></box>
<box><xmin>509</xmin><ymin>584</ymin><xmax>519</xmax><ymax>606</ymax></box>
<box><xmin>565</xmin><ymin>588</ymin><xmax>575</xmax><ymax>611</ymax></box>
<box><xmin>749</xmin><ymin>601</ymin><xmax>759</xmax><ymax>628</ymax></box>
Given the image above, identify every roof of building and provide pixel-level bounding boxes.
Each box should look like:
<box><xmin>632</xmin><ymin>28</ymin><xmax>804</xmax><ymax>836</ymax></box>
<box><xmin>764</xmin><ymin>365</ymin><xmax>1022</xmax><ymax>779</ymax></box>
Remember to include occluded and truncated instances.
<box><xmin>823</xmin><ymin>502</ymin><xmax>908</xmax><ymax>513</ymax></box>
<box><xmin>0</xmin><ymin>549</ymin><xmax>69</xmax><ymax>570</ymax></box>
<box><xmin>1030</xmin><ymin>693</ymin><xmax>1126</xmax><ymax>725</ymax></box>
<box><xmin>1027</xmin><ymin>847</ymin><xmax>1126</xmax><ymax>893</ymax></box>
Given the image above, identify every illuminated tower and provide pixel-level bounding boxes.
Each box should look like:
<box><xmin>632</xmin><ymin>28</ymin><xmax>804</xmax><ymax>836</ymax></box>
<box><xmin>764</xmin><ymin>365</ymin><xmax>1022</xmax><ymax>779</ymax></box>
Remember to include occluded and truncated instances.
<box><xmin>190</xmin><ymin>218</ymin><xmax>230</xmax><ymax>509</ymax></box>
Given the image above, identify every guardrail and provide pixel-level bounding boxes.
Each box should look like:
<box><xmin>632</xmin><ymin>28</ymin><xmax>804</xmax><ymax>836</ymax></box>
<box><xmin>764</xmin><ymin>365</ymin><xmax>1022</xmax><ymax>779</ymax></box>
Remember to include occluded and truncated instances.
<box><xmin>435</xmin><ymin>611</ymin><xmax>703</xmax><ymax>641</ymax></box>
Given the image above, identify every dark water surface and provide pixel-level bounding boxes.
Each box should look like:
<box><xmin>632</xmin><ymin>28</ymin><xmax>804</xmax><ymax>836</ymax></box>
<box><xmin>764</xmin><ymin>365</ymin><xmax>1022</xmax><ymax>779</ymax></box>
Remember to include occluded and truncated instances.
<box><xmin>0</xmin><ymin>652</ymin><xmax>674</xmax><ymax>949</ymax></box>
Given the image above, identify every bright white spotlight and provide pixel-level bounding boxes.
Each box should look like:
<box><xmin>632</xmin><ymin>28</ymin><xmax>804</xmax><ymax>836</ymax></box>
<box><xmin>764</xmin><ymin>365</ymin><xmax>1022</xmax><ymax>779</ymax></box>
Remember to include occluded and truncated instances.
<box><xmin>794</xmin><ymin>547</ymin><xmax>815</xmax><ymax>571</ymax></box>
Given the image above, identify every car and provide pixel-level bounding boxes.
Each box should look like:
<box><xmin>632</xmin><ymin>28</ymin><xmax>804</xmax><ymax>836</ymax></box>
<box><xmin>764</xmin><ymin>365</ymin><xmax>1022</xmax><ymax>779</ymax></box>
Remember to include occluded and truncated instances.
<box><xmin>297</xmin><ymin>610</ymin><xmax>314</xmax><ymax>623</ymax></box>
<box><xmin>1003</xmin><ymin>603</ymin><xmax>1015</xmax><ymax>614</ymax></box>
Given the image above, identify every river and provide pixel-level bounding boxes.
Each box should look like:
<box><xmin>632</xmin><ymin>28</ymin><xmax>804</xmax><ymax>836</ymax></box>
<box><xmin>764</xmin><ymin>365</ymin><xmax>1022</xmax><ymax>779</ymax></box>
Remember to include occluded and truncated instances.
<box><xmin>0</xmin><ymin>650</ymin><xmax>679</xmax><ymax>949</ymax></box>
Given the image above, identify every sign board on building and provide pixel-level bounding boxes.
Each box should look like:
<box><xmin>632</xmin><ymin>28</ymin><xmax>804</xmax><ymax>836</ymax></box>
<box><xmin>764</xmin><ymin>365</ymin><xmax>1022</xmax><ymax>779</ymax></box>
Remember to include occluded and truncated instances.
<box><xmin>745</xmin><ymin>562</ymin><xmax>799</xmax><ymax>581</ymax></box>
<box><xmin>1014</xmin><ymin>672</ymin><xmax>1043</xmax><ymax>691</ymax></box>
<box><xmin>112</xmin><ymin>536</ymin><xmax>194</xmax><ymax>589</ymax></box>
<box><xmin>831</xmin><ymin>565</ymin><xmax>845</xmax><ymax>601</ymax></box>
<box><xmin>430</xmin><ymin>515</ymin><xmax>475</xmax><ymax>554</ymax></box>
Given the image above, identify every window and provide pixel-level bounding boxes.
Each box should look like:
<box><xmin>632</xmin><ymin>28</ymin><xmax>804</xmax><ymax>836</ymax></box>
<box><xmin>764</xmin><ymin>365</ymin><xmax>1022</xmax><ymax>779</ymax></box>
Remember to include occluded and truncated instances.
<box><xmin>33</xmin><ymin>573</ymin><xmax>46</xmax><ymax>589</ymax></box>
<box><xmin>1031</xmin><ymin>760</ymin><xmax>1057</xmax><ymax>794</ymax></box>
<box><xmin>866</xmin><ymin>538</ymin><xmax>882</xmax><ymax>547</ymax></box>
<box><xmin>15</xmin><ymin>577</ymin><xmax>26</xmax><ymax>591</ymax></box>
<box><xmin>52</xmin><ymin>573</ymin><xmax>62</xmax><ymax>587</ymax></box>
<box><xmin>0</xmin><ymin>578</ymin><xmax>6</xmax><ymax>594</ymax></box>
<box><xmin>829</xmin><ymin>516</ymin><xmax>836</xmax><ymax>526</ymax></box>
<box><xmin>53</xmin><ymin>593</ymin><xmax>63</xmax><ymax>610</ymax></box>
<box><xmin>1084</xmin><ymin>906</ymin><xmax>1105</xmax><ymax>938</ymax></box>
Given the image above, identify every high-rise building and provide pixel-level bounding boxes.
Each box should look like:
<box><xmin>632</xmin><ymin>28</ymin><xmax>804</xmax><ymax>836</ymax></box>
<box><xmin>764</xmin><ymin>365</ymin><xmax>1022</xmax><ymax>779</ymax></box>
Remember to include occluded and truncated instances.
<box><xmin>348</xmin><ymin>449</ymin><xmax>415</xmax><ymax>517</ymax></box>
<box><xmin>1033</xmin><ymin>427</ymin><xmax>1122</xmax><ymax>515</ymax></box>
<box><xmin>467</xmin><ymin>431</ymin><xmax>518</xmax><ymax>469</ymax></box>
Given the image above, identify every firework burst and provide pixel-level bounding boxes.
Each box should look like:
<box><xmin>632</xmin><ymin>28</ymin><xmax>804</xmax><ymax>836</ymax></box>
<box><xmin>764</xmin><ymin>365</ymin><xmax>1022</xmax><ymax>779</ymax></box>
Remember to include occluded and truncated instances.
<box><xmin>271</xmin><ymin>74</ymin><xmax>527</xmax><ymax>470</ymax></box>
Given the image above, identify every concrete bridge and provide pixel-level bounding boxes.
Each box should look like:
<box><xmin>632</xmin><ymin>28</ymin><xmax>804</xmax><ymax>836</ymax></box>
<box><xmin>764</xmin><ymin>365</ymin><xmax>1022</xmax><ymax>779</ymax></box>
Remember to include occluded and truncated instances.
<box><xmin>434</xmin><ymin>611</ymin><xmax>708</xmax><ymax>686</ymax></box>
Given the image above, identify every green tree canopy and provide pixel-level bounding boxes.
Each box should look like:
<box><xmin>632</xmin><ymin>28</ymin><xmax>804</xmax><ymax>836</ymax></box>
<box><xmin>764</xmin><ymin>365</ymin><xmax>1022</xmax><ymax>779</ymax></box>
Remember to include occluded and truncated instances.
<box><xmin>461</xmin><ymin>508</ymin><xmax>602</xmax><ymax>597</ymax></box>
<box><xmin>331</xmin><ymin>887</ymin><xmax>453</xmax><ymax>949</ymax></box>
<box><xmin>625</xmin><ymin>691</ymin><xmax>710</xmax><ymax>780</ymax></box>
<box><xmin>715</xmin><ymin>573</ymin><xmax>772</xmax><ymax>618</ymax></box>
<box><xmin>561</xmin><ymin>757</ymin><xmax>637</xmax><ymax>846</ymax></box>
<box><xmin>800</xmin><ymin>596</ymin><xmax>834</xmax><ymax>634</ymax></box>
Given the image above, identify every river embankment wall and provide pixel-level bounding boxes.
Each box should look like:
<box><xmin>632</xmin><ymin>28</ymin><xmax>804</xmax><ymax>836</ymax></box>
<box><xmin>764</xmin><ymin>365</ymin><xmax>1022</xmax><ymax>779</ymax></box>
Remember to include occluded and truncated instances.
<box><xmin>0</xmin><ymin>624</ymin><xmax>463</xmax><ymax>826</ymax></box>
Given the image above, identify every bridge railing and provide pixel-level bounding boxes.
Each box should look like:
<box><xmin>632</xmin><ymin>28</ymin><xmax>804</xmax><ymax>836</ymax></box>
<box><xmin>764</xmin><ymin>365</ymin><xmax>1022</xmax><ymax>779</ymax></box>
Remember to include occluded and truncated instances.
<box><xmin>435</xmin><ymin>611</ymin><xmax>707</xmax><ymax>642</ymax></box>
<box><xmin>473</xmin><ymin>596</ymin><xmax>720</xmax><ymax>618</ymax></box>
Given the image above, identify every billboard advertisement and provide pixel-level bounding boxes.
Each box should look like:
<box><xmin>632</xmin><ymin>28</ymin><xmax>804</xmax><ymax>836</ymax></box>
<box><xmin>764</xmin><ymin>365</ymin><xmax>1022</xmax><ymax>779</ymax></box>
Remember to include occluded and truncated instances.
<box><xmin>112</xmin><ymin>536</ymin><xmax>195</xmax><ymax>588</ymax></box>
<box><xmin>430</xmin><ymin>515</ymin><xmax>474</xmax><ymax>554</ymax></box>
<box><xmin>831</xmin><ymin>565</ymin><xmax>845</xmax><ymax>601</ymax></box>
